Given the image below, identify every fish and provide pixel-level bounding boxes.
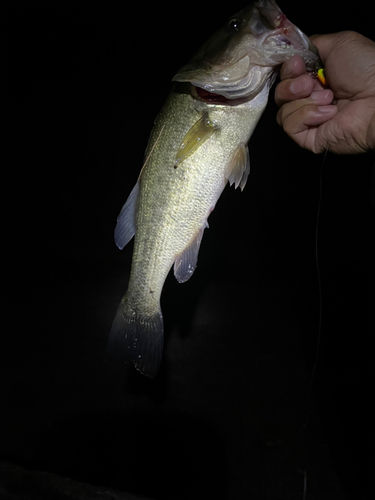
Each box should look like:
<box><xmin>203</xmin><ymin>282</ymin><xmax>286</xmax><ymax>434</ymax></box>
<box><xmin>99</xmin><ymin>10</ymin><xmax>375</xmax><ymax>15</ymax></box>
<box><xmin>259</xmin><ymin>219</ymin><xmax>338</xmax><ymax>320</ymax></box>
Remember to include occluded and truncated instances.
<box><xmin>108</xmin><ymin>0</ymin><xmax>321</xmax><ymax>378</ymax></box>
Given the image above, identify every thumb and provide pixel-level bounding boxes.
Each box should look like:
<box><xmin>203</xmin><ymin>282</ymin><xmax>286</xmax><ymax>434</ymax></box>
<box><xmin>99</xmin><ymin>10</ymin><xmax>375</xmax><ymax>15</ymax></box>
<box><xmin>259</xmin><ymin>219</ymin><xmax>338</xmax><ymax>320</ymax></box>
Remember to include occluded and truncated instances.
<box><xmin>309</xmin><ymin>33</ymin><xmax>341</xmax><ymax>64</ymax></box>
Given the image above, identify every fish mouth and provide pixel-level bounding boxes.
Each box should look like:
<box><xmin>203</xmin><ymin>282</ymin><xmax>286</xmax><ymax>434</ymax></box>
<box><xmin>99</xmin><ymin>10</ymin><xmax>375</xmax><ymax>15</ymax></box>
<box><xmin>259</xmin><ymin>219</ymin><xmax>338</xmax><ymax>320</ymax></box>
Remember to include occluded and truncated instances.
<box><xmin>193</xmin><ymin>85</ymin><xmax>231</xmax><ymax>104</ymax></box>
<box><xmin>256</xmin><ymin>2</ymin><xmax>320</xmax><ymax>67</ymax></box>
<box><xmin>173</xmin><ymin>0</ymin><xmax>321</xmax><ymax>103</ymax></box>
<box><xmin>191</xmin><ymin>84</ymin><xmax>258</xmax><ymax>106</ymax></box>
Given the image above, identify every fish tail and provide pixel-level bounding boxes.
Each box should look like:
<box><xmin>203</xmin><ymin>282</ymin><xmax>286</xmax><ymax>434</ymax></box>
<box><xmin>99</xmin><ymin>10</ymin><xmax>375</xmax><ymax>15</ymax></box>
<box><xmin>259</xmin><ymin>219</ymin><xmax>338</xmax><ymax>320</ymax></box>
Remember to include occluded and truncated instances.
<box><xmin>107</xmin><ymin>294</ymin><xmax>164</xmax><ymax>378</ymax></box>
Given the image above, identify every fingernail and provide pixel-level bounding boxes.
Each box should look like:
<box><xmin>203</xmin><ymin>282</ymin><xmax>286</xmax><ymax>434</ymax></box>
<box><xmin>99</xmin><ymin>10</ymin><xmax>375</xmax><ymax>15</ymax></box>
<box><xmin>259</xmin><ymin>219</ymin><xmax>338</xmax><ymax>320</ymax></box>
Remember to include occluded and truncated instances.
<box><xmin>317</xmin><ymin>105</ymin><xmax>336</xmax><ymax>113</ymax></box>
<box><xmin>290</xmin><ymin>78</ymin><xmax>307</xmax><ymax>95</ymax></box>
<box><xmin>311</xmin><ymin>90</ymin><xmax>332</xmax><ymax>101</ymax></box>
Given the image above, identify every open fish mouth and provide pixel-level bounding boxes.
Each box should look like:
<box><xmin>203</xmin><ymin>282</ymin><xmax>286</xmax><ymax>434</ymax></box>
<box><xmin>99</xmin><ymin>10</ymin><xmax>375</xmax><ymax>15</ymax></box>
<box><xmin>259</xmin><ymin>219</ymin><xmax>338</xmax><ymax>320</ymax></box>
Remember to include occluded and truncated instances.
<box><xmin>173</xmin><ymin>0</ymin><xmax>320</xmax><ymax>102</ymax></box>
<box><xmin>191</xmin><ymin>84</ymin><xmax>250</xmax><ymax>106</ymax></box>
<box><xmin>254</xmin><ymin>1</ymin><xmax>319</xmax><ymax>65</ymax></box>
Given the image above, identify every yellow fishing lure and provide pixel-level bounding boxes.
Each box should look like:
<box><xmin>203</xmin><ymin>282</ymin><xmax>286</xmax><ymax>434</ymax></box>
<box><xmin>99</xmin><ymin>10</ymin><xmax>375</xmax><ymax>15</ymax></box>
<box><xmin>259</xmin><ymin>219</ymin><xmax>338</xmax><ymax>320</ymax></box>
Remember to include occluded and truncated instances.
<box><xmin>317</xmin><ymin>68</ymin><xmax>326</xmax><ymax>85</ymax></box>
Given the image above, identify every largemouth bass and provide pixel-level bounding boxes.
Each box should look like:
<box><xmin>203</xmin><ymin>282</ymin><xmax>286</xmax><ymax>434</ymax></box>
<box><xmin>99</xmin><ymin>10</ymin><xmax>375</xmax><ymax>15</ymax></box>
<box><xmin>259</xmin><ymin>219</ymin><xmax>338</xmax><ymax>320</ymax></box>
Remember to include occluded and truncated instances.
<box><xmin>108</xmin><ymin>0</ymin><xmax>321</xmax><ymax>377</ymax></box>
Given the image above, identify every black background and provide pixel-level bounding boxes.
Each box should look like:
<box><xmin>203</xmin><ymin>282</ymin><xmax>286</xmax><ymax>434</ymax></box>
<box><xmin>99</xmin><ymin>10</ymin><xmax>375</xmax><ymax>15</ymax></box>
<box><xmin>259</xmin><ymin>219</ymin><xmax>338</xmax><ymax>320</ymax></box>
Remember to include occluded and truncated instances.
<box><xmin>2</xmin><ymin>1</ymin><xmax>374</xmax><ymax>499</ymax></box>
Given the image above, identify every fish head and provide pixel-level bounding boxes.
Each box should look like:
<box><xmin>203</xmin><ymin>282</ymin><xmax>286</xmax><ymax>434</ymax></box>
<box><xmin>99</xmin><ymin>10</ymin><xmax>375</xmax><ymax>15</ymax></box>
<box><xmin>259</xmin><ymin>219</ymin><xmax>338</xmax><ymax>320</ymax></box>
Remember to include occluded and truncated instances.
<box><xmin>172</xmin><ymin>0</ymin><xmax>321</xmax><ymax>103</ymax></box>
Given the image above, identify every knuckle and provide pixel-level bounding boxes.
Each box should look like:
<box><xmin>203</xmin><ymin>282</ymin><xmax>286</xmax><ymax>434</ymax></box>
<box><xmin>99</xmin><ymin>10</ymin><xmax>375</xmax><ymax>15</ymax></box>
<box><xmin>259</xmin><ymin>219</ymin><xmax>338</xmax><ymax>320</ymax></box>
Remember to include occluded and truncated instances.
<box><xmin>283</xmin><ymin>117</ymin><xmax>294</xmax><ymax>136</ymax></box>
<box><xmin>275</xmin><ymin>80</ymin><xmax>291</xmax><ymax>106</ymax></box>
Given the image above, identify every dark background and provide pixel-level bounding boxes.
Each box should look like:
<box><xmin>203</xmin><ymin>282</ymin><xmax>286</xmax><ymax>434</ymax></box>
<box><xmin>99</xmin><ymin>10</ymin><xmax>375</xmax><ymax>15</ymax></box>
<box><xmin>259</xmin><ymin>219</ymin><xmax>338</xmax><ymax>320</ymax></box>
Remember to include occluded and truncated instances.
<box><xmin>2</xmin><ymin>1</ymin><xmax>374</xmax><ymax>499</ymax></box>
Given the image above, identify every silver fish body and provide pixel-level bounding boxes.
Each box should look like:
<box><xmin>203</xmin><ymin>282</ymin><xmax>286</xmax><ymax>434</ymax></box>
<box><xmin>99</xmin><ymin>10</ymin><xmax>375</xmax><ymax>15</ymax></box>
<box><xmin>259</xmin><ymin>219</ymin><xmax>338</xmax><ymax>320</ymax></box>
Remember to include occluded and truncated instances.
<box><xmin>108</xmin><ymin>0</ymin><xmax>321</xmax><ymax>377</ymax></box>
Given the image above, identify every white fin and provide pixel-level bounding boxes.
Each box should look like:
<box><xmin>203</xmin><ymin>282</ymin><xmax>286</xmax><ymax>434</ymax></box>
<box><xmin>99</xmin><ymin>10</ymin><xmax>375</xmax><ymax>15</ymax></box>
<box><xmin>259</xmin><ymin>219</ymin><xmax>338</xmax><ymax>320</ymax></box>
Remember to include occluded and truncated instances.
<box><xmin>225</xmin><ymin>142</ymin><xmax>250</xmax><ymax>191</ymax></box>
<box><xmin>114</xmin><ymin>181</ymin><xmax>140</xmax><ymax>250</ymax></box>
<box><xmin>174</xmin><ymin>222</ymin><xmax>208</xmax><ymax>283</ymax></box>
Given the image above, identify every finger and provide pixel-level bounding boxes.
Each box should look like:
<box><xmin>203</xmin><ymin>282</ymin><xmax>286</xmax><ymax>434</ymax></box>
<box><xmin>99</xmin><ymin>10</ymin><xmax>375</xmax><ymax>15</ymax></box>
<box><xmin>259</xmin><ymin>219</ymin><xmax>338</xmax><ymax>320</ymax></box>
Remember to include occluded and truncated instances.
<box><xmin>275</xmin><ymin>74</ymin><xmax>315</xmax><ymax>107</ymax></box>
<box><xmin>276</xmin><ymin>88</ymin><xmax>334</xmax><ymax>125</ymax></box>
<box><xmin>279</xmin><ymin>104</ymin><xmax>337</xmax><ymax>148</ymax></box>
<box><xmin>279</xmin><ymin>54</ymin><xmax>306</xmax><ymax>80</ymax></box>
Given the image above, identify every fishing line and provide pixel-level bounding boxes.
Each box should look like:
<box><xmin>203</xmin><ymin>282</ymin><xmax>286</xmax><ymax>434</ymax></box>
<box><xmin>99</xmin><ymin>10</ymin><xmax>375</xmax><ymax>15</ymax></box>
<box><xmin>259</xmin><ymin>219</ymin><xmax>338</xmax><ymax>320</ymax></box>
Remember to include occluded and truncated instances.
<box><xmin>302</xmin><ymin>147</ymin><xmax>326</xmax><ymax>429</ymax></box>
<box><xmin>310</xmin><ymin>147</ymin><xmax>326</xmax><ymax>386</ymax></box>
<box><xmin>300</xmin><ymin>147</ymin><xmax>327</xmax><ymax>500</ymax></box>
<box><xmin>302</xmin><ymin>469</ymin><xmax>307</xmax><ymax>500</ymax></box>
<box><xmin>141</xmin><ymin>124</ymin><xmax>166</xmax><ymax>171</ymax></box>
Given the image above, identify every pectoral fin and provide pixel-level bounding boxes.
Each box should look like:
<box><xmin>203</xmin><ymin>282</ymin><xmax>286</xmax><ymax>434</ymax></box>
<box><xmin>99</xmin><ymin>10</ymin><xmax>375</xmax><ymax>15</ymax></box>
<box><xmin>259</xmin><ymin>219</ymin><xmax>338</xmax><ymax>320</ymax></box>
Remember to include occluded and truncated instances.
<box><xmin>114</xmin><ymin>181</ymin><xmax>140</xmax><ymax>250</ymax></box>
<box><xmin>174</xmin><ymin>222</ymin><xmax>208</xmax><ymax>283</ymax></box>
<box><xmin>225</xmin><ymin>142</ymin><xmax>250</xmax><ymax>191</ymax></box>
<box><xmin>175</xmin><ymin>112</ymin><xmax>219</xmax><ymax>168</ymax></box>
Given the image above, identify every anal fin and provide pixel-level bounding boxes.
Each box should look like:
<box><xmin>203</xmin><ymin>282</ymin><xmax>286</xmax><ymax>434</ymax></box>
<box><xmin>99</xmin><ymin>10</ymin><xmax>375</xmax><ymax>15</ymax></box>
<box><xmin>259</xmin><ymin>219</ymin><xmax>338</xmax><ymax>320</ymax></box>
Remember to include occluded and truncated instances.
<box><xmin>174</xmin><ymin>222</ymin><xmax>208</xmax><ymax>283</ymax></box>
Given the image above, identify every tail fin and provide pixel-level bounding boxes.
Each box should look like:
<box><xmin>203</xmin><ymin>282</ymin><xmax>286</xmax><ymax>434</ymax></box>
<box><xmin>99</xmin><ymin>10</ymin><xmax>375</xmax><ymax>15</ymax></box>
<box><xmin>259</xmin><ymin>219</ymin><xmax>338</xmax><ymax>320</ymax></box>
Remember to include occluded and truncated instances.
<box><xmin>107</xmin><ymin>296</ymin><xmax>164</xmax><ymax>378</ymax></box>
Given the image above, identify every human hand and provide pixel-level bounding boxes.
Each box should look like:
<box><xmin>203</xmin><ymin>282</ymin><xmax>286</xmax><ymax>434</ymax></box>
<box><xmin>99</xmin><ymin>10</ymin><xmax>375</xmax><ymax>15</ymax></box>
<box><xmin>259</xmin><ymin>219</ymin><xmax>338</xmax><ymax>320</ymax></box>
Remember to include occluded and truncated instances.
<box><xmin>275</xmin><ymin>31</ymin><xmax>375</xmax><ymax>154</ymax></box>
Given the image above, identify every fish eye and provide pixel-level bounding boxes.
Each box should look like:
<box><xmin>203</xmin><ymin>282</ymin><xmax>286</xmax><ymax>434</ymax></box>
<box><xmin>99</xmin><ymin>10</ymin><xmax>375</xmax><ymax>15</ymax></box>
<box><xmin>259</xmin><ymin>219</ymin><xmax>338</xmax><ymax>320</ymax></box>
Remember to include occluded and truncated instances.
<box><xmin>228</xmin><ymin>17</ymin><xmax>241</xmax><ymax>32</ymax></box>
